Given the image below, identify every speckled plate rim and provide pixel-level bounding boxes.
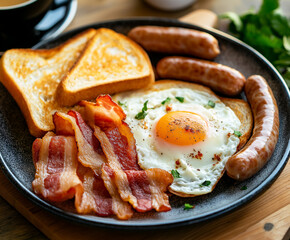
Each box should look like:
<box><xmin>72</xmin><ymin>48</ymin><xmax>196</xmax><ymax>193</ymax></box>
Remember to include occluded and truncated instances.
<box><xmin>0</xmin><ymin>17</ymin><xmax>289</xmax><ymax>230</ymax></box>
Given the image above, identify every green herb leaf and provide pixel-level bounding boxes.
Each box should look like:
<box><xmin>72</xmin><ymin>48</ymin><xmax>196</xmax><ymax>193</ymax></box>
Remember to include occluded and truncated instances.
<box><xmin>220</xmin><ymin>0</ymin><xmax>290</xmax><ymax>88</ymax></box>
<box><xmin>274</xmin><ymin>51</ymin><xmax>290</xmax><ymax>66</ymax></box>
<box><xmin>175</xmin><ymin>96</ymin><xmax>184</xmax><ymax>103</ymax></box>
<box><xmin>135</xmin><ymin>111</ymin><xmax>147</xmax><ymax>120</ymax></box>
<box><xmin>283</xmin><ymin>68</ymin><xmax>290</xmax><ymax>88</ymax></box>
<box><xmin>274</xmin><ymin>58</ymin><xmax>290</xmax><ymax>66</ymax></box>
<box><xmin>241</xmin><ymin>185</ymin><xmax>248</xmax><ymax>190</ymax></box>
<box><xmin>220</xmin><ymin>12</ymin><xmax>243</xmax><ymax>32</ymax></box>
<box><xmin>283</xmin><ymin>36</ymin><xmax>290</xmax><ymax>51</ymax></box>
<box><xmin>270</xmin><ymin>12</ymin><xmax>290</xmax><ymax>37</ymax></box>
<box><xmin>184</xmin><ymin>203</ymin><xmax>194</xmax><ymax>210</ymax></box>
<box><xmin>118</xmin><ymin>101</ymin><xmax>125</xmax><ymax>106</ymax></box>
<box><xmin>135</xmin><ymin>100</ymin><xmax>149</xmax><ymax>120</ymax></box>
<box><xmin>244</xmin><ymin>23</ymin><xmax>283</xmax><ymax>51</ymax></box>
<box><xmin>171</xmin><ymin>169</ymin><xmax>181</xmax><ymax>179</ymax></box>
<box><xmin>258</xmin><ymin>0</ymin><xmax>279</xmax><ymax>16</ymax></box>
<box><xmin>207</xmin><ymin>100</ymin><xmax>215</xmax><ymax>108</ymax></box>
<box><xmin>234</xmin><ymin>130</ymin><xmax>242</xmax><ymax>137</ymax></box>
<box><xmin>142</xmin><ymin>100</ymin><xmax>148</xmax><ymax>112</ymax></box>
<box><xmin>200</xmin><ymin>180</ymin><xmax>211</xmax><ymax>187</ymax></box>
<box><xmin>161</xmin><ymin>97</ymin><xmax>171</xmax><ymax>105</ymax></box>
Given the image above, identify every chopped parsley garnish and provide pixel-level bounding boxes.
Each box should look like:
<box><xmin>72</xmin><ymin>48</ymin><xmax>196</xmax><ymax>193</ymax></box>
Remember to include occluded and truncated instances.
<box><xmin>184</xmin><ymin>203</ymin><xmax>194</xmax><ymax>210</ymax></box>
<box><xmin>135</xmin><ymin>100</ymin><xmax>149</xmax><ymax>120</ymax></box>
<box><xmin>241</xmin><ymin>185</ymin><xmax>248</xmax><ymax>190</ymax></box>
<box><xmin>200</xmin><ymin>180</ymin><xmax>211</xmax><ymax>187</ymax></box>
<box><xmin>142</xmin><ymin>100</ymin><xmax>148</xmax><ymax>111</ymax></box>
<box><xmin>171</xmin><ymin>169</ymin><xmax>181</xmax><ymax>178</ymax></box>
<box><xmin>234</xmin><ymin>130</ymin><xmax>242</xmax><ymax>137</ymax></box>
<box><xmin>135</xmin><ymin>111</ymin><xmax>147</xmax><ymax>120</ymax></box>
<box><xmin>175</xmin><ymin>96</ymin><xmax>184</xmax><ymax>103</ymax></box>
<box><xmin>161</xmin><ymin>97</ymin><xmax>171</xmax><ymax>105</ymax></box>
<box><xmin>207</xmin><ymin>100</ymin><xmax>215</xmax><ymax>108</ymax></box>
<box><xmin>118</xmin><ymin>101</ymin><xmax>125</xmax><ymax>106</ymax></box>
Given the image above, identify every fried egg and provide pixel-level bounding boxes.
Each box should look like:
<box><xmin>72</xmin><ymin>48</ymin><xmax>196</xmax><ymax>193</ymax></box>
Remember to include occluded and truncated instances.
<box><xmin>113</xmin><ymin>81</ymin><xmax>241</xmax><ymax>196</ymax></box>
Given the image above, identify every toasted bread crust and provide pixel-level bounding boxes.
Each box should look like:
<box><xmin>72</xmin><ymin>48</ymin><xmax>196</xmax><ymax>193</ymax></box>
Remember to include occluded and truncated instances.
<box><xmin>0</xmin><ymin>29</ymin><xmax>96</xmax><ymax>137</ymax></box>
<box><xmin>221</xmin><ymin>97</ymin><xmax>253</xmax><ymax>150</ymax></box>
<box><xmin>56</xmin><ymin>28</ymin><xmax>155</xmax><ymax>107</ymax></box>
<box><xmin>0</xmin><ymin>54</ymin><xmax>45</xmax><ymax>136</ymax></box>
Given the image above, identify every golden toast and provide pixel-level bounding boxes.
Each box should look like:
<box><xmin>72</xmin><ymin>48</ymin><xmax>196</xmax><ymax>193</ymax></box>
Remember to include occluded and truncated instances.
<box><xmin>0</xmin><ymin>28</ymin><xmax>155</xmax><ymax>137</ymax></box>
<box><xmin>0</xmin><ymin>29</ymin><xmax>96</xmax><ymax>137</ymax></box>
<box><xmin>56</xmin><ymin>28</ymin><xmax>154</xmax><ymax>107</ymax></box>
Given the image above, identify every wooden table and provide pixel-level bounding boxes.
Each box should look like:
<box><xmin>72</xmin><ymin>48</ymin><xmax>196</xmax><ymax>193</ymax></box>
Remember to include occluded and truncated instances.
<box><xmin>1</xmin><ymin>0</ymin><xmax>290</xmax><ymax>239</ymax></box>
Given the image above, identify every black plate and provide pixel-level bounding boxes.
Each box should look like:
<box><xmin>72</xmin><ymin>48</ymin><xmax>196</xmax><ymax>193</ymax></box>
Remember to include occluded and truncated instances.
<box><xmin>0</xmin><ymin>0</ymin><xmax>77</xmax><ymax>51</ymax></box>
<box><xmin>0</xmin><ymin>18</ymin><xmax>290</xmax><ymax>230</ymax></box>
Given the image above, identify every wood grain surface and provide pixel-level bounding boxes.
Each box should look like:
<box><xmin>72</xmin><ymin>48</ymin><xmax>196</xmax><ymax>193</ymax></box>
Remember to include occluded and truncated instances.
<box><xmin>0</xmin><ymin>0</ymin><xmax>290</xmax><ymax>239</ymax></box>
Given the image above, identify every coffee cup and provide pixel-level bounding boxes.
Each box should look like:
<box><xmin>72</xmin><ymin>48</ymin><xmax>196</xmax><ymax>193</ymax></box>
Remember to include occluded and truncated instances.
<box><xmin>0</xmin><ymin>0</ymin><xmax>53</xmax><ymax>50</ymax></box>
<box><xmin>0</xmin><ymin>0</ymin><xmax>53</xmax><ymax>29</ymax></box>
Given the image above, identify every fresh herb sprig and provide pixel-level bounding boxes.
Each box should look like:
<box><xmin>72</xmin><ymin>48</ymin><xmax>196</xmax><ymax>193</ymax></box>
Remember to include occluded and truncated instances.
<box><xmin>234</xmin><ymin>130</ymin><xmax>242</xmax><ymax>137</ymax></box>
<box><xmin>184</xmin><ymin>203</ymin><xmax>195</xmax><ymax>210</ymax></box>
<box><xmin>241</xmin><ymin>185</ymin><xmax>248</xmax><ymax>190</ymax></box>
<box><xmin>175</xmin><ymin>96</ymin><xmax>184</xmax><ymax>103</ymax></box>
<box><xmin>171</xmin><ymin>169</ymin><xmax>181</xmax><ymax>178</ymax></box>
<box><xmin>118</xmin><ymin>101</ymin><xmax>125</xmax><ymax>107</ymax></box>
<box><xmin>204</xmin><ymin>100</ymin><xmax>215</xmax><ymax>109</ymax></box>
<box><xmin>161</xmin><ymin>97</ymin><xmax>171</xmax><ymax>105</ymax></box>
<box><xmin>200</xmin><ymin>180</ymin><xmax>211</xmax><ymax>187</ymax></box>
<box><xmin>220</xmin><ymin>0</ymin><xmax>290</xmax><ymax>87</ymax></box>
<box><xmin>135</xmin><ymin>100</ymin><xmax>149</xmax><ymax>120</ymax></box>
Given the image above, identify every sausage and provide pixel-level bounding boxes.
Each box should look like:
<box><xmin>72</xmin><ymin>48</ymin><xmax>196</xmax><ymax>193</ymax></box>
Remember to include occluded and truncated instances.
<box><xmin>226</xmin><ymin>75</ymin><xmax>279</xmax><ymax>181</ymax></box>
<box><xmin>156</xmin><ymin>56</ymin><xmax>246</xmax><ymax>96</ymax></box>
<box><xmin>128</xmin><ymin>26</ymin><xmax>220</xmax><ymax>60</ymax></box>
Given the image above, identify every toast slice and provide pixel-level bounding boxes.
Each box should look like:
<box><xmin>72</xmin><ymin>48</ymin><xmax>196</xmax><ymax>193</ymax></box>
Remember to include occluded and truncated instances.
<box><xmin>0</xmin><ymin>29</ymin><xmax>97</xmax><ymax>137</ymax></box>
<box><xmin>56</xmin><ymin>28</ymin><xmax>155</xmax><ymax>107</ymax></box>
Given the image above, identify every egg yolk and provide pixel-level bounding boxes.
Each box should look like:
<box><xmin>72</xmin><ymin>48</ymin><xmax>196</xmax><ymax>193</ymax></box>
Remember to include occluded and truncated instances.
<box><xmin>155</xmin><ymin>111</ymin><xmax>208</xmax><ymax>146</ymax></box>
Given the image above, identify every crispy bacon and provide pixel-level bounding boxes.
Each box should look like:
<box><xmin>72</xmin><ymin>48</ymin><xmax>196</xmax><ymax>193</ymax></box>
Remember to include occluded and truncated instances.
<box><xmin>32</xmin><ymin>96</ymin><xmax>172</xmax><ymax>218</ymax></box>
<box><xmin>53</xmin><ymin>111</ymin><xmax>106</xmax><ymax>175</ymax></box>
<box><xmin>75</xmin><ymin>165</ymin><xmax>113</xmax><ymax>217</ymax></box>
<box><xmin>125</xmin><ymin>170</ymin><xmax>152</xmax><ymax>211</ymax></box>
<box><xmin>145</xmin><ymin>168</ymin><xmax>173</xmax><ymax>212</ymax></box>
<box><xmin>101</xmin><ymin>164</ymin><xmax>133</xmax><ymax>219</ymax></box>
<box><xmin>80</xmin><ymin>96</ymin><xmax>139</xmax><ymax>171</ymax></box>
<box><xmin>80</xmin><ymin>95</ymin><xmax>173</xmax><ymax>212</ymax></box>
<box><xmin>53</xmin><ymin>111</ymin><xmax>133</xmax><ymax>219</ymax></box>
<box><xmin>32</xmin><ymin>133</ymin><xmax>83</xmax><ymax>202</ymax></box>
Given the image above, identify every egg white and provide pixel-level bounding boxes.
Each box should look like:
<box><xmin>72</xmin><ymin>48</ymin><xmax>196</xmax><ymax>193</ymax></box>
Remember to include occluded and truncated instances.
<box><xmin>113</xmin><ymin>86</ymin><xmax>241</xmax><ymax>196</ymax></box>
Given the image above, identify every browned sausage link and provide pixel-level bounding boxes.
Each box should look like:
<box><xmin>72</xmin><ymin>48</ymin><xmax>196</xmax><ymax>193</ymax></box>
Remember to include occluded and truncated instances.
<box><xmin>226</xmin><ymin>75</ymin><xmax>279</xmax><ymax>181</ymax></box>
<box><xmin>128</xmin><ymin>26</ymin><xmax>220</xmax><ymax>60</ymax></box>
<box><xmin>156</xmin><ymin>56</ymin><xmax>246</xmax><ymax>96</ymax></box>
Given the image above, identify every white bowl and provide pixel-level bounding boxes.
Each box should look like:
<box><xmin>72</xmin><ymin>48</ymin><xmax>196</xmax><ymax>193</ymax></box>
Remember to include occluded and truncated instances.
<box><xmin>145</xmin><ymin>0</ymin><xmax>196</xmax><ymax>11</ymax></box>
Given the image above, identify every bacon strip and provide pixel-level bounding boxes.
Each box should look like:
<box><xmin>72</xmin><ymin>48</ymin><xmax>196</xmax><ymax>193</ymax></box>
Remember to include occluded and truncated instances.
<box><xmin>32</xmin><ymin>133</ymin><xmax>83</xmax><ymax>202</ymax></box>
<box><xmin>53</xmin><ymin>110</ymin><xmax>133</xmax><ymax>219</ymax></box>
<box><xmin>81</xmin><ymin>98</ymin><xmax>139</xmax><ymax>171</ymax></box>
<box><xmin>102</xmin><ymin>164</ymin><xmax>134</xmax><ymax>219</ymax></box>
<box><xmin>80</xmin><ymin>95</ymin><xmax>173</xmax><ymax>212</ymax></box>
<box><xmin>53</xmin><ymin>111</ymin><xmax>106</xmax><ymax>175</ymax></box>
<box><xmin>75</xmin><ymin>165</ymin><xmax>113</xmax><ymax>217</ymax></box>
